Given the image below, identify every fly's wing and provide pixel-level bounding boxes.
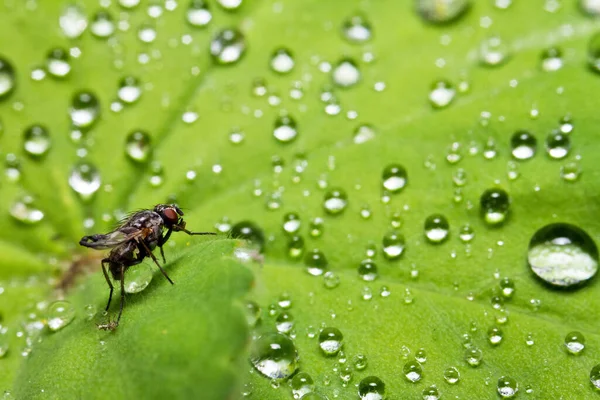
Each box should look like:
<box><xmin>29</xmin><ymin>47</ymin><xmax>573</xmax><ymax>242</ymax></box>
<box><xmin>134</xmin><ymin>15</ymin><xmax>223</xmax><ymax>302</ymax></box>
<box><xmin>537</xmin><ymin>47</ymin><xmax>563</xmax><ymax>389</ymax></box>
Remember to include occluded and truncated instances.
<box><xmin>79</xmin><ymin>226</ymin><xmax>142</xmax><ymax>249</ymax></box>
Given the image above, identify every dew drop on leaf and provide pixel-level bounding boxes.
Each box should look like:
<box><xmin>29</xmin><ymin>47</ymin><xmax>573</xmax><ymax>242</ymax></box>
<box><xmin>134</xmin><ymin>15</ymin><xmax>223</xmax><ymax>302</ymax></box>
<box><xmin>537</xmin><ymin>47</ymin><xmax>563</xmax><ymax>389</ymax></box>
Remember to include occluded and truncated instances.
<box><xmin>90</xmin><ymin>10</ymin><xmax>115</xmax><ymax>38</ymax></box>
<box><xmin>68</xmin><ymin>161</ymin><xmax>101</xmax><ymax>199</ymax></box>
<box><xmin>511</xmin><ymin>130</ymin><xmax>537</xmax><ymax>160</ymax></box>
<box><xmin>275</xmin><ymin>312</ymin><xmax>294</xmax><ymax>334</ymax></box>
<box><xmin>0</xmin><ymin>57</ymin><xmax>16</xmax><ymax>100</ymax></box>
<box><xmin>429</xmin><ymin>80</ymin><xmax>456</xmax><ymax>109</ymax></box>
<box><xmin>353</xmin><ymin>124</ymin><xmax>376</xmax><ymax>144</ymax></box>
<box><xmin>319</xmin><ymin>327</ymin><xmax>343</xmax><ymax>356</ymax></box>
<box><xmin>23</xmin><ymin>125</ymin><xmax>51</xmax><ymax>157</ymax></box>
<box><xmin>244</xmin><ymin>301</ymin><xmax>261</xmax><ymax>328</ymax></box>
<box><xmin>46</xmin><ymin>48</ymin><xmax>71</xmax><ymax>78</ymax></box>
<box><xmin>69</xmin><ymin>91</ymin><xmax>100</xmax><ymax>129</ymax></box>
<box><xmin>59</xmin><ymin>4</ymin><xmax>87</xmax><ymax>39</ymax></box>
<box><xmin>358</xmin><ymin>259</ymin><xmax>378</xmax><ymax>281</ymax></box>
<box><xmin>332</xmin><ymin>59</ymin><xmax>360</xmax><ymax>88</ymax></box>
<box><xmin>381</xmin><ymin>164</ymin><xmax>408</xmax><ymax>193</ymax></box>
<box><xmin>282</xmin><ymin>212</ymin><xmax>301</xmax><ymax>235</ymax></box>
<box><xmin>305</xmin><ymin>249</ymin><xmax>328</xmax><ymax>276</ymax></box>
<box><xmin>382</xmin><ymin>229</ymin><xmax>405</xmax><ymax>260</ymax></box>
<box><xmin>5</xmin><ymin>154</ymin><xmax>21</xmax><ymax>181</ymax></box>
<box><xmin>291</xmin><ymin>372</ymin><xmax>314</xmax><ymax>399</ymax></box>
<box><xmin>403</xmin><ymin>359</ymin><xmax>423</xmax><ymax>382</ymax></box>
<box><xmin>424</xmin><ymin>214</ymin><xmax>450</xmax><ymax>244</ymax></box>
<box><xmin>480</xmin><ymin>188</ymin><xmax>510</xmax><ymax>225</ymax></box>
<box><xmin>416</xmin><ymin>0</ymin><xmax>470</xmax><ymax>23</ymax></box>
<box><xmin>497</xmin><ymin>376</ymin><xmax>518</xmax><ymax>398</ymax></box>
<box><xmin>422</xmin><ymin>384</ymin><xmax>441</xmax><ymax>400</ymax></box>
<box><xmin>270</xmin><ymin>48</ymin><xmax>294</xmax><ymax>74</ymax></box>
<box><xmin>148</xmin><ymin>160</ymin><xmax>164</xmax><ymax>187</ymax></box>
<box><xmin>249</xmin><ymin>333</ymin><xmax>299</xmax><ymax>379</ymax></box>
<box><xmin>186</xmin><ymin>0</ymin><xmax>212</xmax><ymax>27</ymax></box>
<box><xmin>480</xmin><ymin>35</ymin><xmax>509</xmax><ymax>67</ymax></box>
<box><xmin>47</xmin><ymin>300</ymin><xmax>75</xmax><ymax>332</ymax></box>
<box><xmin>560</xmin><ymin>161</ymin><xmax>582</xmax><ymax>182</ymax></box>
<box><xmin>210</xmin><ymin>28</ymin><xmax>246</xmax><ymax>65</ymax></box>
<box><xmin>124</xmin><ymin>264</ymin><xmax>153</xmax><ymax>294</ymax></box>
<box><xmin>443</xmin><ymin>366</ymin><xmax>460</xmax><ymax>384</ymax></box>
<box><xmin>540</xmin><ymin>47</ymin><xmax>563</xmax><ymax>71</ymax></box>
<box><xmin>137</xmin><ymin>23</ymin><xmax>157</xmax><ymax>44</ymax></box>
<box><xmin>590</xmin><ymin>363</ymin><xmax>600</xmax><ymax>389</ymax></box>
<box><xmin>323</xmin><ymin>188</ymin><xmax>348</xmax><ymax>215</ymax></box>
<box><xmin>217</xmin><ymin>0</ymin><xmax>243</xmax><ymax>11</ymax></box>
<box><xmin>564</xmin><ymin>331</ymin><xmax>585</xmax><ymax>355</ymax></box>
<box><xmin>528</xmin><ymin>223</ymin><xmax>598</xmax><ymax>287</ymax></box>
<box><xmin>545</xmin><ymin>130</ymin><xmax>570</xmax><ymax>159</ymax></box>
<box><xmin>273</xmin><ymin>115</ymin><xmax>298</xmax><ymax>143</ymax></box>
<box><xmin>459</xmin><ymin>224</ymin><xmax>475</xmax><ymax>242</ymax></box>
<box><xmin>323</xmin><ymin>271</ymin><xmax>340</xmax><ymax>289</ymax></box>
<box><xmin>125</xmin><ymin>130</ymin><xmax>152</xmax><ymax>162</ymax></box>
<box><xmin>499</xmin><ymin>277</ymin><xmax>515</xmax><ymax>298</ymax></box>
<box><xmin>230</xmin><ymin>221</ymin><xmax>265</xmax><ymax>252</ymax></box>
<box><xmin>342</xmin><ymin>15</ymin><xmax>372</xmax><ymax>43</ymax></box>
<box><xmin>287</xmin><ymin>235</ymin><xmax>305</xmax><ymax>259</ymax></box>
<box><xmin>118</xmin><ymin>76</ymin><xmax>142</xmax><ymax>104</ymax></box>
<box><xmin>588</xmin><ymin>32</ymin><xmax>600</xmax><ymax>73</ymax></box>
<box><xmin>9</xmin><ymin>195</ymin><xmax>44</xmax><ymax>224</ymax></box>
<box><xmin>487</xmin><ymin>326</ymin><xmax>503</xmax><ymax>345</ymax></box>
<box><xmin>464</xmin><ymin>347</ymin><xmax>483</xmax><ymax>367</ymax></box>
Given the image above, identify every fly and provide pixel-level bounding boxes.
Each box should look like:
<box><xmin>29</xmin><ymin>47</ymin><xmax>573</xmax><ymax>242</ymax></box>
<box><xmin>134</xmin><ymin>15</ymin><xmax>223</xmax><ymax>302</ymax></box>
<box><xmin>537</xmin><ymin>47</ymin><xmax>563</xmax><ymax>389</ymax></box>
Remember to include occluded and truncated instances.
<box><xmin>79</xmin><ymin>204</ymin><xmax>215</xmax><ymax>330</ymax></box>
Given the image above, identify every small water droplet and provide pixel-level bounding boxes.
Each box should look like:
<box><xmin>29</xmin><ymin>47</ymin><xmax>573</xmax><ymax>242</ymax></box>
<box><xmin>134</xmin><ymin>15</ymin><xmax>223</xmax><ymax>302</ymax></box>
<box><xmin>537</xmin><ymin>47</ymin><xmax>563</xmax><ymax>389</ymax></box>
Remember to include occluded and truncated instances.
<box><xmin>540</xmin><ymin>47</ymin><xmax>563</xmax><ymax>71</ymax></box>
<box><xmin>137</xmin><ymin>23</ymin><xmax>157</xmax><ymax>43</ymax></box>
<box><xmin>487</xmin><ymin>326</ymin><xmax>503</xmax><ymax>345</ymax></box>
<box><xmin>305</xmin><ymin>249</ymin><xmax>328</xmax><ymax>276</ymax></box>
<box><xmin>70</xmin><ymin>91</ymin><xmax>100</xmax><ymax>129</ymax></box>
<box><xmin>210</xmin><ymin>28</ymin><xmax>245</xmax><ymax>64</ymax></box>
<box><xmin>443</xmin><ymin>366</ymin><xmax>460</xmax><ymax>384</ymax></box>
<box><xmin>149</xmin><ymin>161</ymin><xmax>164</xmax><ymax>187</ymax></box>
<box><xmin>275</xmin><ymin>312</ymin><xmax>294</xmax><ymax>334</ymax></box>
<box><xmin>230</xmin><ymin>221</ymin><xmax>265</xmax><ymax>252</ymax></box>
<box><xmin>273</xmin><ymin>115</ymin><xmax>298</xmax><ymax>143</ymax></box>
<box><xmin>424</xmin><ymin>214</ymin><xmax>449</xmax><ymax>244</ymax></box>
<box><xmin>545</xmin><ymin>130</ymin><xmax>570</xmax><ymax>159</ymax></box>
<box><xmin>249</xmin><ymin>333</ymin><xmax>299</xmax><ymax>379</ymax></box>
<box><xmin>560</xmin><ymin>161</ymin><xmax>582</xmax><ymax>182</ymax></box>
<box><xmin>422</xmin><ymin>384</ymin><xmax>441</xmax><ymax>400</ymax></box>
<box><xmin>528</xmin><ymin>223</ymin><xmax>598</xmax><ymax>287</ymax></box>
<box><xmin>590</xmin><ymin>363</ymin><xmax>600</xmax><ymax>389</ymax></box>
<box><xmin>60</xmin><ymin>4</ymin><xmax>88</xmax><ymax>39</ymax></box>
<box><xmin>291</xmin><ymin>372</ymin><xmax>314</xmax><ymax>399</ymax></box>
<box><xmin>323</xmin><ymin>188</ymin><xmax>348</xmax><ymax>215</ymax></box>
<box><xmin>10</xmin><ymin>195</ymin><xmax>44</xmax><ymax>224</ymax></box>
<box><xmin>358</xmin><ymin>376</ymin><xmax>385</xmax><ymax>400</ymax></box>
<box><xmin>47</xmin><ymin>48</ymin><xmax>71</xmax><ymax>78</ymax></box>
<box><xmin>382</xmin><ymin>230</ymin><xmax>405</xmax><ymax>260</ymax></box>
<box><xmin>118</xmin><ymin>76</ymin><xmax>142</xmax><ymax>104</ymax></box>
<box><xmin>332</xmin><ymin>59</ymin><xmax>360</xmax><ymax>88</ymax></box>
<box><xmin>323</xmin><ymin>271</ymin><xmax>340</xmax><ymax>289</ymax></box>
<box><xmin>497</xmin><ymin>376</ymin><xmax>518</xmax><ymax>398</ymax></box>
<box><xmin>270</xmin><ymin>48</ymin><xmax>294</xmax><ymax>74</ymax></box>
<box><xmin>480</xmin><ymin>188</ymin><xmax>510</xmax><ymax>225</ymax></box>
<box><xmin>464</xmin><ymin>347</ymin><xmax>483</xmax><ymax>367</ymax></box>
<box><xmin>499</xmin><ymin>277</ymin><xmax>515</xmax><ymax>298</ymax></box>
<box><xmin>342</xmin><ymin>15</ymin><xmax>372</xmax><ymax>43</ymax></box>
<box><xmin>382</xmin><ymin>164</ymin><xmax>408</xmax><ymax>193</ymax></box>
<box><xmin>23</xmin><ymin>125</ymin><xmax>51</xmax><ymax>157</ymax></box>
<box><xmin>186</xmin><ymin>0</ymin><xmax>212</xmax><ymax>27</ymax></box>
<box><xmin>0</xmin><ymin>58</ymin><xmax>16</xmax><ymax>100</ymax></box>
<box><xmin>564</xmin><ymin>331</ymin><xmax>585</xmax><ymax>355</ymax></box>
<box><xmin>459</xmin><ymin>224</ymin><xmax>475</xmax><ymax>242</ymax></box>
<box><xmin>511</xmin><ymin>130</ymin><xmax>537</xmax><ymax>160</ymax></box>
<box><xmin>90</xmin><ymin>10</ymin><xmax>115</xmax><ymax>38</ymax></box>
<box><xmin>353</xmin><ymin>124</ymin><xmax>376</xmax><ymax>144</ymax></box>
<box><xmin>480</xmin><ymin>35</ymin><xmax>509</xmax><ymax>66</ymax></box>
<box><xmin>125</xmin><ymin>130</ymin><xmax>152</xmax><ymax>162</ymax></box>
<box><xmin>403</xmin><ymin>359</ymin><xmax>423</xmax><ymax>382</ymax></box>
<box><xmin>353</xmin><ymin>354</ymin><xmax>368</xmax><ymax>370</ymax></box>
<box><xmin>309</xmin><ymin>217</ymin><xmax>324</xmax><ymax>237</ymax></box>
<box><xmin>416</xmin><ymin>0</ymin><xmax>470</xmax><ymax>23</ymax></box>
<box><xmin>429</xmin><ymin>79</ymin><xmax>456</xmax><ymax>109</ymax></box>
<box><xmin>244</xmin><ymin>301</ymin><xmax>261</xmax><ymax>327</ymax></box>
<box><xmin>358</xmin><ymin>259</ymin><xmax>378</xmax><ymax>281</ymax></box>
<box><xmin>588</xmin><ymin>32</ymin><xmax>600</xmax><ymax>73</ymax></box>
<box><xmin>47</xmin><ymin>300</ymin><xmax>75</xmax><ymax>331</ymax></box>
<box><xmin>69</xmin><ymin>162</ymin><xmax>101</xmax><ymax>199</ymax></box>
<box><xmin>319</xmin><ymin>327</ymin><xmax>343</xmax><ymax>355</ymax></box>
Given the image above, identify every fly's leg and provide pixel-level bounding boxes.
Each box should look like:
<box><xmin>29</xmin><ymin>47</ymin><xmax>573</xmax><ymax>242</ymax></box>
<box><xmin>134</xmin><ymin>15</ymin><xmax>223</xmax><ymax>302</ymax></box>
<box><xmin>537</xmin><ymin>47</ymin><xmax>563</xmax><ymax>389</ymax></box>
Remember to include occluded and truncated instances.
<box><xmin>158</xmin><ymin>227</ymin><xmax>172</xmax><ymax>264</ymax></box>
<box><xmin>115</xmin><ymin>264</ymin><xmax>126</xmax><ymax>327</ymax></box>
<box><xmin>101</xmin><ymin>260</ymin><xmax>114</xmax><ymax>312</ymax></box>
<box><xmin>173</xmin><ymin>224</ymin><xmax>216</xmax><ymax>236</ymax></box>
<box><xmin>139</xmin><ymin>239</ymin><xmax>174</xmax><ymax>285</ymax></box>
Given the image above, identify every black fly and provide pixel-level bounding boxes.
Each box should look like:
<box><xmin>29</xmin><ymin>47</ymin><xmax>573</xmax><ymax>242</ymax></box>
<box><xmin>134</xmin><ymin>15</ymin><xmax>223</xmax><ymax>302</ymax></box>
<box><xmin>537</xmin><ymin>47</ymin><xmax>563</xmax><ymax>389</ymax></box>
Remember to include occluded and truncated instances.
<box><xmin>79</xmin><ymin>204</ymin><xmax>215</xmax><ymax>330</ymax></box>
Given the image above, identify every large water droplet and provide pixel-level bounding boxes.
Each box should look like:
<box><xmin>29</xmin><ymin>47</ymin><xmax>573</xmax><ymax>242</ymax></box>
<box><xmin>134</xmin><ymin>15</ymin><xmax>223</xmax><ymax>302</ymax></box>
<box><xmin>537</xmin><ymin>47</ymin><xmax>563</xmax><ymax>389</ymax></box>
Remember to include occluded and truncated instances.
<box><xmin>249</xmin><ymin>333</ymin><xmax>299</xmax><ymax>379</ymax></box>
<box><xmin>291</xmin><ymin>372</ymin><xmax>314</xmax><ymax>399</ymax></box>
<box><xmin>124</xmin><ymin>264</ymin><xmax>153</xmax><ymax>293</ymax></box>
<box><xmin>0</xmin><ymin>57</ymin><xmax>16</xmax><ymax>100</ymax></box>
<box><xmin>358</xmin><ymin>376</ymin><xmax>385</xmax><ymax>400</ymax></box>
<box><xmin>422</xmin><ymin>385</ymin><xmax>441</xmax><ymax>400</ymax></box>
<box><xmin>511</xmin><ymin>130</ymin><xmax>536</xmax><ymax>160</ymax></box>
<box><xmin>590</xmin><ymin>363</ymin><xmax>600</xmax><ymax>389</ymax></box>
<box><xmin>443</xmin><ymin>366</ymin><xmax>460</xmax><ymax>384</ymax></box>
<box><xmin>497</xmin><ymin>376</ymin><xmax>518</xmax><ymax>398</ymax></box>
<box><xmin>70</xmin><ymin>91</ymin><xmax>100</xmax><ymax>128</ymax></box>
<box><xmin>382</xmin><ymin>230</ymin><xmax>405</xmax><ymax>260</ymax></box>
<box><xmin>137</xmin><ymin>23</ymin><xmax>157</xmax><ymax>43</ymax></box>
<box><xmin>23</xmin><ymin>125</ymin><xmax>51</xmax><ymax>157</ymax></box>
<box><xmin>429</xmin><ymin>80</ymin><xmax>456</xmax><ymax>109</ymax></box>
<box><xmin>305</xmin><ymin>249</ymin><xmax>328</xmax><ymax>276</ymax></box>
<box><xmin>424</xmin><ymin>214</ymin><xmax>449</xmax><ymax>244</ymax></box>
<box><xmin>282</xmin><ymin>212</ymin><xmax>301</xmax><ymax>235</ymax></box>
<box><xmin>210</xmin><ymin>28</ymin><xmax>245</xmax><ymax>64</ymax></box>
<box><xmin>273</xmin><ymin>115</ymin><xmax>298</xmax><ymax>143</ymax></box>
<box><xmin>60</xmin><ymin>4</ymin><xmax>88</xmax><ymax>39</ymax></box>
<box><xmin>545</xmin><ymin>130</ymin><xmax>569</xmax><ymax>159</ymax></box>
<box><xmin>125</xmin><ymin>130</ymin><xmax>152</xmax><ymax>162</ymax></box>
<box><xmin>47</xmin><ymin>300</ymin><xmax>76</xmax><ymax>331</ymax></box>
<box><xmin>358</xmin><ymin>259</ymin><xmax>378</xmax><ymax>281</ymax></box>
<box><xmin>10</xmin><ymin>195</ymin><xmax>44</xmax><ymax>224</ymax></box>
<box><xmin>528</xmin><ymin>223</ymin><xmax>598</xmax><ymax>287</ymax></box>
<box><xmin>187</xmin><ymin>0</ymin><xmax>212</xmax><ymax>27</ymax></box>
<box><xmin>332</xmin><ymin>59</ymin><xmax>360</xmax><ymax>88</ymax></box>
<box><xmin>323</xmin><ymin>188</ymin><xmax>348</xmax><ymax>215</ymax></box>
<box><xmin>403</xmin><ymin>359</ymin><xmax>423</xmax><ymax>382</ymax></box>
<box><xmin>118</xmin><ymin>76</ymin><xmax>142</xmax><ymax>104</ymax></box>
<box><xmin>90</xmin><ymin>11</ymin><xmax>115</xmax><ymax>38</ymax></box>
<box><xmin>69</xmin><ymin>161</ymin><xmax>101</xmax><ymax>199</ymax></box>
<box><xmin>480</xmin><ymin>188</ymin><xmax>510</xmax><ymax>225</ymax></box>
<box><xmin>416</xmin><ymin>0</ymin><xmax>470</xmax><ymax>23</ymax></box>
<box><xmin>319</xmin><ymin>327</ymin><xmax>343</xmax><ymax>355</ymax></box>
<box><xmin>270</xmin><ymin>48</ymin><xmax>294</xmax><ymax>74</ymax></box>
<box><xmin>342</xmin><ymin>15</ymin><xmax>372</xmax><ymax>43</ymax></box>
<box><xmin>47</xmin><ymin>48</ymin><xmax>71</xmax><ymax>78</ymax></box>
<box><xmin>588</xmin><ymin>32</ymin><xmax>600</xmax><ymax>73</ymax></box>
<box><xmin>464</xmin><ymin>347</ymin><xmax>483</xmax><ymax>366</ymax></box>
<box><xmin>382</xmin><ymin>164</ymin><xmax>407</xmax><ymax>193</ymax></box>
<box><xmin>230</xmin><ymin>221</ymin><xmax>265</xmax><ymax>252</ymax></box>
<box><xmin>540</xmin><ymin>47</ymin><xmax>563</xmax><ymax>71</ymax></box>
<box><xmin>564</xmin><ymin>331</ymin><xmax>585</xmax><ymax>355</ymax></box>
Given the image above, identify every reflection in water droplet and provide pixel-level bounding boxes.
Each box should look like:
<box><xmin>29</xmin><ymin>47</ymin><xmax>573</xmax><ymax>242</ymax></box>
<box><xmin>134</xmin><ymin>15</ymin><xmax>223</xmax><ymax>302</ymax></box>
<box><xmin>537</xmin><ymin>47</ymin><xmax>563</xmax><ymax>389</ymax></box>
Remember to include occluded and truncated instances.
<box><xmin>60</xmin><ymin>4</ymin><xmax>88</xmax><ymax>39</ymax></box>
<box><xmin>332</xmin><ymin>59</ymin><xmax>360</xmax><ymax>88</ymax></box>
<box><xmin>23</xmin><ymin>125</ymin><xmax>51</xmax><ymax>157</ymax></box>
<box><xmin>323</xmin><ymin>188</ymin><xmax>348</xmax><ymax>215</ymax></box>
<box><xmin>497</xmin><ymin>376</ymin><xmax>518</xmax><ymax>398</ymax></box>
<box><xmin>90</xmin><ymin>11</ymin><xmax>115</xmax><ymax>38</ymax></box>
<box><xmin>564</xmin><ymin>331</ymin><xmax>585</xmax><ymax>355</ymax></box>
<box><xmin>249</xmin><ymin>333</ymin><xmax>299</xmax><ymax>379</ymax></box>
<box><xmin>70</xmin><ymin>91</ymin><xmax>100</xmax><ymax>128</ymax></box>
<box><xmin>69</xmin><ymin>162</ymin><xmax>101</xmax><ymax>199</ymax></box>
<box><xmin>187</xmin><ymin>0</ymin><xmax>212</xmax><ymax>27</ymax></box>
<box><xmin>382</xmin><ymin>230</ymin><xmax>405</xmax><ymax>260</ymax></box>
<box><xmin>528</xmin><ymin>223</ymin><xmax>598</xmax><ymax>287</ymax></box>
<box><xmin>230</xmin><ymin>221</ymin><xmax>265</xmax><ymax>252</ymax></box>
<box><xmin>291</xmin><ymin>372</ymin><xmax>314</xmax><ymax>399</ymax></box>
<box><xmin>0</xmin><ymin>57</ymin><xmax>16</xmax><ymax>100</ymax></box>
<box><xmin>511</xmin><ymin>130</ymin><xmax>536</xmax><ymax>160</ymax></box>
<box><xmin>319</xmin><ymin>327</ymin><xmax>343</xmax><ymax>355</ymax></box>
<box><xmin>273</xmin><ymin>115</ymin><xmax>298</xmax><ymax>143</ymax></box>
<box><xmin>429</xmin><ymin>80</ymin><xmax>456</xmax><ymax>109</ymax></box>
<box><xmin>210</xmin><ymin>28</ymin><xmax>246</xmax><ymax>64</ymax></box>
<box><xmin>125</xmin><ymin>130</ymin><xmax>152</xmax><ymax>162</ymax></box>
<box><xmin>47</xmin><ymin>300</ymin><xmax>76</xmax><ymax>331</ymax></box>
<box><xmin>124</xmin><ymin>264</ymin><xmax>153</xmax><ymax>293</ymax></box>
<box><xmin>270</xmin><ymin>48</ymin><xmax>294</xmax><ymax>74</ymax></box>
<box><xmin>403</xmin><ymin>359</ymin><xmax>423</xmax><ymax>382</ymax></box>
<box><xmin>424</xmin><ymin>214</ymin><xmax>449</xmax><ymax>244</ymax></box>
<box><xmin>10</xmin><ymin>195</ymin><xmax>44</xmax><ymax>224</ymax></box>
<box><xmin>342</xmin><ymin>15</ymin><xmax>372</xmax><ymax>43</ymax></box>
<box><xmin>382</xmin><ymin>164</ymin><xmax>407</xmax><ymax>193</ymax></box>
<box><xmin>444</xmin><ymin>366</ymin><xmax>460</xmax><ymax>384</ymax></box>
<box><xmin>540</xmin><ymin>47</ymin><xmax>563</xmax><ymax>71</ymax></box>
<box><xmin>480</xmin><ymin>188</ymin><xmax>510</xmax><ymax>225</ymax></box>
<box><xmin>545</xmin><ymin>131</ymin><xmax>569</xmax><ymax>159</ymax></box>
<box><xmin>47</xmin><ymin>48</ymin><xmax>71</xmax><ymax>78</ymax></box>
<box><xmin>416</xmin><ymin>0</ymin><xmax>470</xmax><ymax>23</ymax></box>
<box><xmin>480</xmin><ymin>35</ymin><xmax>509</xmax><ymax>66</ymax></box>
<box><xmin>118</xmin><ymin>76</ymin><xmax>142</xmax><ymax>104</ymax></box>
<box><xmin>305</xmin><ymin>249</ymin><xmax>328</xmax><ymax>276</ymax></box>
<box><xmin>358</xmin><ymin>376</ymin><xmax>385</xmax><ymax>400</ymax></box>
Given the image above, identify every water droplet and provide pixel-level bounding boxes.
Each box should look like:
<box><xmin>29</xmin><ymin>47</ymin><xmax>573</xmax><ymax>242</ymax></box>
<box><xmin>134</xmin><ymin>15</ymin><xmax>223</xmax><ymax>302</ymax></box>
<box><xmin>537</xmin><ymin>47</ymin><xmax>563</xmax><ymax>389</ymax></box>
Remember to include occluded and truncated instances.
<box><xmin>429</xmin><ymin>80</ymin><xmax>456</xmax><ymax>109</ymax></box>
<box><xmin>382</xmin><ymin>230</ymin><xmax>405</xmax><ymax>260</ymax></box>
<box><xmin>487</xmin><ymin>326</ymin><xmax>503</xmax><ymax>345</ymax></box>
<box><xmin>118</xmin><ymin>76</ymin><xmax>142</xmax><ymax>104</ymax></box>
<box><xmin>186</xmin><ymin>0</ymin><xmax>212</xmax><ymax>27</ymax></box>
<box><xmin>545</xmin><ymin>130</ymin><xmax>570</xmax><ymax>159</ymax></box>
<box><xmin>90</xmin><ymin>11</ymin><xmax>115</xmax><ymax>38</ymax></box>
<box><xmin>480</xmin><ymin>188</ymin><xmax>510</xmax><ymax>225</ymax></box>
<box><xmin>444</xmin><ymin>366</ymin><xmax>460</xmax><ymax>384</ymax></box>
<box><xmin>10</xmin><ymin>195</ymin><xmax>44</xmax><ymax>224</ymax></box>
<box><xmin>422</xmin><ymin>384</ymin><xmax>440</xmax><ymax>400</ymax></box>
<box><xmin>499</xmin><ymin>277</ymin><xmax>515</xmax><ymax>298</ymax></box>
<box><xmin>23</xmin><ymin>125</ymin><xmax>51</xmax><ymax>157</ymax></box>
<box><xmin>353</xmin><ymin>354</ymin><xmax>368</xmax><ymax>370</ymax></box>
<box><xmin>210</xmin><ymin>28</ymin><xmax>245</xmax><ymax>64</ymax></box>
<box><xmin>403</xmin><ymin>360</ymin><xmax>423</xmax><ymax>382</ymax></box>
<box><xmin>291</xmin><ymin>372</ymin><xmax>314</xmax><ymax>399</ymax></box>
<box><xmin>424</xmin><ymin>214</ymin><xmax>450</xmax><ymax>244</ymax></box>
<box><xmin>323</xmin><ymin>188</ymin><xmax>348</xmax><ymax>215</ymax></box>
<box><xmin>358</xmin><ymin>259</ymin><xmax>378</xmax><ymax>281</ymax></box>
<box><xmin>230</xmin><ymin>221</ymin><xmax>265</xmax><ymax>252</ymax></box>
<box><xmin>0</xmin><ymin>334</ymin><xmax>8</xmax><ymax>358</ymax></box>
<box><xmin>305</xmin><ymin>249</ymin><xmax>328</xmax><ymax>276</ymax></box>
<box><xmin>459</xmin><ymin>224</ymin><xmax>475</xmax><ymax>242</ymax></box>
<box><xmin>564</xmin><ymin>331</ymin><xmax>585</xmax><ymax>355</ymax></box>
<box><xmin>275</xmin><ymin>312</ymin><xmax>294</xmax><ymax>334</ymax></box>
<box><xmin>332</xmin><ymin>59</ymin><xmax>360</xmax><ymax>88</ymax></box>
<box><xmin>245</xmin><ymin>300</ymin><xmax>261</xmax><ymax>327</ymax></box>
<box><xmin>273</xmin><ymin>115</ymin><xmax>298</xmax><ymax>143</ymax></box>
<box><xmin>588</xmin><ymin>32</ymin><xmax>600</xmax><ymax>73</ymax></box>
<box><xmin>590</xmin><ymin>363</ymin><xmax>600</xmax><ymax>389</ymax></box>
<box><xmin>287</xmin><ymin>235</ymin><xmax>305</xmax><ymax>260</ymax></box>
<box><xmin>382</xmin><ymin>164</ymin><xmax>408</xmax><ymax>193</ymax></box>
<box><xmin>309</xmin><ymin>217</ymin><xmax>324</xmax><ymax>237</ymax></box>
<box><xmin>561</xmin><ymin>161</ymin><xmax>582</xmax><ymax>182</ymax></box>
<box><xmin>47</xmin><ymin>300</ymin><xmax>75</xmax><ymax>331</ymax></box>
<box><xmin>480</xmin><ymin>35</ymin><xmax>509</xmax><ymax>66</ymax></box>
<box><xmin>137</xmin><ymin>23</ymin><xmax>157</xmax><ymax>43</ymax></box>
<box><xmin>511</xmin><ymin>130</ymin><xmax>536</xmax><ymax>160</ymax></box>
<box><xmin>319</xmin><ymin>327</ymin><xmax>343</xmax><ymax>356</ymax></box>
<box><xmin>353</xmin><ymin>124</ymin><xmax>376</xmax><ymax>144</ymax></box>
<box><xmin>124</xmin><ymin>264</ymin><xmax>153</xmax><ymax>293</ymax></box>
<box><xmin>60</xmin><ymin>4</ymin><xmax>88</xmax><ymax>39</ymax></box>
<box><xmin>149</xmin><ymin>161</ymin><xmax>164</xmax><ymax>187</ymax></box>
<box><xmin>0</xmin><ymin>57</ymin><xmax>16</xmax><ymax>100</ymax></box>
<box><xmin>464</xmin><ymin>347</ymin><xmax>483</xmax><ymax>367</ymax></box>
<box><xmin>249</xmin><ymin>333</ymin><xmax>299</xmax><ymax>379</ymax></box>
<box><xmin>323</xmin><ymin>271</ymin><xmax>340</xmax><ymax>289</ymax></box>
<box><xmin>217</xmin><ymin>0</ymin><xmax>242</xmax><ymax>10</ymax></box>
<box><xmin>581</xmin><ymin>0</ymin><xmax>600</xmax><ymax>15</ymax></box>
<box><xmin>497</xmin><ymin>376</ymin><xmax>518</xmax><ymax>398</ymax></box>
<box><xmin>70</xmin><ymin>91</ymin><xmax>100</xmax><ymax>129</ymax></box>
<box><xmin>416</xmin><ymin>0</ymin><xmax>470</xmax><ymax>23</ymax></box>
<box><xmin>453</xmin><ymin>168</ymin><xmax>467</xmax><ymax>186</ymax></box>
<box><xmin>270</xmin><ymin>48</ymin><xmax>294</xmax><ymax>74</ymax></box>
<box><xmin>528</xmin><ymin>223</ymin><xmax>598</xmax><ymax>287</ymax></box>
<box><xmin>282</xmin><ymin>212</ymin><xmax>301</xmax><ymax>235</ymax></box>
<box><xmin>69</xmin><ymin>162</ymin><xmax>101</xmax><ymax>199</ymax></box>
<box><xmin>342</xmin><ymin>15</ymin><xmax>372</xmax><ymax>43</ymax></box>
<box><xmin>125</xmin><ymin>130</ymin><xmax>152</xmax><ymax>162</ymax></box>
<box><xmin>358</xmin><ymin>376</ymin><xmax>385</xmax><ymax>400</ymax></box>
<box><xmin>46</xmin><ymin>48</ymin><xmax>71</xmax><ymax>78</ymax></box>
<box><xmin>540</xmin><ymin>47</ymin><xmax>563</xmax><ymax>71</ymax></box>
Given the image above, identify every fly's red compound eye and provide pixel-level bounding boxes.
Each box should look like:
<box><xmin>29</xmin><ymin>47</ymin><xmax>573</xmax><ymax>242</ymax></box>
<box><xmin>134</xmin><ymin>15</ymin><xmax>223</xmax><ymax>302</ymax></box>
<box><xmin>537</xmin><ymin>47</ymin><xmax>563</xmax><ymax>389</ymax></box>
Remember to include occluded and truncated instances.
<box><xmin>163</xmin><ymin>207</ymin><xmax>178</xmax><ymax>223</ymax></box>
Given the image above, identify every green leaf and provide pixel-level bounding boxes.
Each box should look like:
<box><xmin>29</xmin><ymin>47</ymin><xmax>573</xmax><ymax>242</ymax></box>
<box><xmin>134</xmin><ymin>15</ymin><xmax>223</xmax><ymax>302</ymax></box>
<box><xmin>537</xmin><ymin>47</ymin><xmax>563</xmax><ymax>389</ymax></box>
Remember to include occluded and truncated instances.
<box><xmin>2</xmin><ymin>0</ymin><xmax>600</xmax><ymax>399</ymax></box>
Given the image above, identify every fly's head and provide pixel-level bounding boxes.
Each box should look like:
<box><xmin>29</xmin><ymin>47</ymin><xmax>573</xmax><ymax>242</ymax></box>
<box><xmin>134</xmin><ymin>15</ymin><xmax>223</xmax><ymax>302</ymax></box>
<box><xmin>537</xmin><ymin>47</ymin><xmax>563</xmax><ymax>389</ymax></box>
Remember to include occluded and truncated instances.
<box><xmin>154</xmin><ymin>204</ymin><xmax>184</xmax><ymax>229</ymax></box>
